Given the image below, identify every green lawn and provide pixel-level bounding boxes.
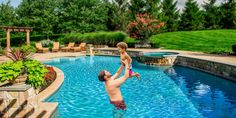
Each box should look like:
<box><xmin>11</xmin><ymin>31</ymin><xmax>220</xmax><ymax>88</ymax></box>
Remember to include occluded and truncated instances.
<box><xmin>150</xmin><ymin>30</ymin><xmax>236</xmax><ymax>54</ymax></box>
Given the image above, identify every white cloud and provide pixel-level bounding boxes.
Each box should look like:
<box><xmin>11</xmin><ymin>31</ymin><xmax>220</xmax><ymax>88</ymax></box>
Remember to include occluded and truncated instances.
<box><xmin>176</xmin><ymin>0</ymin><xmax>224</xmax><ymax>11</ymax></box>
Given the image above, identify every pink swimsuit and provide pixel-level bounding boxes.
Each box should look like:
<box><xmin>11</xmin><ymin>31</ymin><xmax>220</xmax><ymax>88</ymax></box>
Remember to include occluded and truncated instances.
<box><xmin>129</xmin><ymin>65</ymin><xmax>133</xmax><ymax>75</ymax></box>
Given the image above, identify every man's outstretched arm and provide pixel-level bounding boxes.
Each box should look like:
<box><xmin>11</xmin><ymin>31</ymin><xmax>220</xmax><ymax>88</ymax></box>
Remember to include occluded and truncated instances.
<box><xmin>112</xmin><ymin>60</ymin><xmax>130</xmax><ymax>87</ymax></box>
<box><xmin>111</xmin><ymin>64</ymin><xmax>124</xmax><ymax>80</ymax></box>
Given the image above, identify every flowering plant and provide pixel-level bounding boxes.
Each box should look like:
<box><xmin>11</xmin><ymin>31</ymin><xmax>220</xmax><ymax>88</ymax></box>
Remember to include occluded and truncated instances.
<box><xmin>44</xmin><ymin>66</ymin><xmax>56</xmax><ymax>84</ymax></box>
<box><xmin>127</xmin><ymin>13</ymin><xmax>164</xmax><ymax>42</ymax></box>
<box><xmin>41</xmin><ymin>39</ymin><xmax>54</xmax><ymax>47</ymax></box>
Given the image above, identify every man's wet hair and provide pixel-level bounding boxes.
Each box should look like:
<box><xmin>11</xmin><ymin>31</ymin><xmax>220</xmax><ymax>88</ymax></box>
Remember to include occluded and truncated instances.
<box><xmin>98</xmin><ymin>70</ymin><xmax>106</xmax><ymax>82</ymax></box>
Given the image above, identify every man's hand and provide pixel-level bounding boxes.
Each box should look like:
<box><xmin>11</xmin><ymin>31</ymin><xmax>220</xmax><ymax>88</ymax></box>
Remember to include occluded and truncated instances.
<box><xmin>112</xmin><ymin>59</ymin><xmax>130</xmax><ymax>87</ymax></box>
<box><xmin>121</xmin><ymin>59</ymin><xmax>129</xmax><ymax>67</ymax></box>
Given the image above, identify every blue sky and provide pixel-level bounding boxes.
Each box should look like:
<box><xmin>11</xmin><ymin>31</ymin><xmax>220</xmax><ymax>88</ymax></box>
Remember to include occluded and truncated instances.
<box><xmin>0</xmin><ymin>0</ymin><xmax>21</xmax><ymax>7</ymax></box>
<box><xmin>0</xmin><ymin>0</ymin><xmax>223</xmax><ymax>10</ymax></box>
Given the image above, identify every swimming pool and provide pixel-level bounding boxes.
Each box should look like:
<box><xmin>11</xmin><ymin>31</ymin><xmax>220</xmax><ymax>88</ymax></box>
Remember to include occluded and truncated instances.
<box><xmin>44</xmin><ymin>56</ymin><xmax>236</xmax><ymax>118</ymax></box>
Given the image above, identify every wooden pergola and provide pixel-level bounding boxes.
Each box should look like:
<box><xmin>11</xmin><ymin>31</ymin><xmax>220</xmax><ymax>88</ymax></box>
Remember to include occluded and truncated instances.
<box><xmin>2</xmin><ymin>26</ymin><xmax>33</xmax><ymax>50</ymax></box>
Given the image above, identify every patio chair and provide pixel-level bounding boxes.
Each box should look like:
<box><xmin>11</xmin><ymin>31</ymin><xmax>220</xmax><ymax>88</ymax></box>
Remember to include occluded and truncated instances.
<box><xmin>52</xmin><ymin>42</ymin><xmax>60</xmax><ymax>52</ymax></box>
<box><xmin>71</xmin><ymin>43</ymin><xmax>86</xmax><ymax>52</ymax></box>
<box><xmin>61</xmin><ymin>42</ymin><xmax>75</xmax><ymax>52</ymax></box>
<box><xmin>35</xmin><ymin>42</ymin><xmax>49</xmax><ymax>53</ymax></box>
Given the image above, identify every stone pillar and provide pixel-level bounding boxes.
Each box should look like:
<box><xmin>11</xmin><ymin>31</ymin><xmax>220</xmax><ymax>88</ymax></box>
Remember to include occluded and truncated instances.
<box><xmin>26</xmin><ymin>30</ymin><xmax>30</xmax><ymax>45</ymax></box>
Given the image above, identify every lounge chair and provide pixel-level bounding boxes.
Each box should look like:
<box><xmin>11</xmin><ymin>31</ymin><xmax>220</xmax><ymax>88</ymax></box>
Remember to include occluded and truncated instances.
<box><xmin>71</xmin><ymin>43</ymin><xmax>86</xmax><ymax>52</ymax></box>
<box><xmin>61</xmin><ymin>42</ymin><xmax>75</xmax><ymax>52</ymax></box>
<box><xmin>52</xmin><ymin>42</ymin><xmax>60</xmax><ymax>52</ymax></box>
<box><xmin>35</xmin><ymin>43</ymin><xmax>49</xmax><ymax>53</ymax></box>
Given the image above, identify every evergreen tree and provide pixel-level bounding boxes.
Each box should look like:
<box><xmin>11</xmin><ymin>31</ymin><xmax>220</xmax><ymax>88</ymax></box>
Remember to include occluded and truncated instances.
<box><xmin>180</xmin><ymin>0</ymin><xmax>204</xmax><ymax>30</ymax></box>
<box><xmin>0</xmin><ymin>1</ymin><xmax>16</xmax><ymax>26</ymax></box>
<box><xmin>128</xmin><ymin>0</ymin><xmax>161</xmax><ymax>20</ymax></box>
<box><xmin>161</xmin><ymin>0</ymin><xmax>179</xmax><ymax>32</ymax></box>
<box><xmin>105</xmin><ymin>0</ymin><xmax>129</xmax><ymax>31</ymax></box>
<box><xmin>57</xmin><ymin>0</ymin><xmax>108</xmax><ymax>33</ymax></box>
<box><xmin>203</xmin><ymin>0</ymin><xmax>221</xmax><ymax>29</ymax></box>
<box><xmin>219</xmin><ymin>0</ymin><xmax>236</xmax><ymax>29</ymax></box>
<box><xmin>106</xmin><ymin>3</ymin><xmax>117</xmax><ymax>31</ymax></box>
<box><xmin>16</xmin><ymin>0</ymin><xmax>58</xmax><ymax>35</ymax></box>
<box><xmin>0</xmin><ymin>1</ymin><xmax>17</xmax><ymax>38</ymax></box>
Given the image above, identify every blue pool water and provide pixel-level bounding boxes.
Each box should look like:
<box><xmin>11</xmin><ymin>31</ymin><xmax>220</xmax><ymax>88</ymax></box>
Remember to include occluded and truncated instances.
<box><xmin>143</xmin><ymin>52</ymin><xmax>178</xmax><ymax>57</ymax></box>
<box><xmin>44</xmin><ymin>56</ymin><xmax>236</xmax><ymax>118</ymax></box>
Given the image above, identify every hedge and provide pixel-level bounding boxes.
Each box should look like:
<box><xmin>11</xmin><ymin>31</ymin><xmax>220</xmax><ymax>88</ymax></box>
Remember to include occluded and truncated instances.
<box><xmin>61</xmin><ymin>31</ymin><xmax>127</xmax><ymax>47</ymax></box>
<box><xmin>0</xmin><ymin>34</ymin><xmax>66</xmax><ymax>47</ymax></box>
<box><xmin>0</xmin><ymin>32</ymin><xmax>144</xmax><ymax>48</ymax></box>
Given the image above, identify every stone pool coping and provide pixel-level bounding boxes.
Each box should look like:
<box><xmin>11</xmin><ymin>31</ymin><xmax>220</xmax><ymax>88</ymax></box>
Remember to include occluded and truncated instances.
<box><xmin>175</xmin><ymin>56</ymin><xmax>236</xmax><ymax>82</ymax></box>
<box><xmin>37</xmin><ymin>67</ymin><xmax>64</xmax><ymax>101</ymax></box>
<box><xmin>30</xmin><ymin>67</ymin><xmax>64</xmax><ymax>118</ymax></box>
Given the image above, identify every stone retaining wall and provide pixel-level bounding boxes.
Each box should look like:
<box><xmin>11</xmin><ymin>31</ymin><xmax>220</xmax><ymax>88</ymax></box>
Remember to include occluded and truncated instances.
<box><xmin>0</xmin><ymin>67</ymin><xmax>64</xmax><ymax>118</ymax></box>
<box><xmin>92</xmin><ymin>49</ymin><xmax>141</xmax><ymax>57</ymax></box>
<box><xmin>0</xmin><ymin>85</ymin><xmax>39</xmax><ymax>117</ymax></box>
<box><xmin>136</xmin><ymin>56</ymin><xmax>177</xmax><ymax>66</ymax></box>
<box><xmin>87</xmin><ymin>48</ymin><xmax>236</xmax><ymax>81</ymax></box>
<box><xmin>175</xmin><ymin>56</ymin><xmax>236</xmax><ymax>81</ymax></box>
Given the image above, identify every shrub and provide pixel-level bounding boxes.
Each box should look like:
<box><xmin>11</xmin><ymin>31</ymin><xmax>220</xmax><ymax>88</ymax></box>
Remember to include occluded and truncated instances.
<box><xmin>44</xmin><ymin>66</ymin><xmax>56</xmax><ymax>84</ymax></box>
<box><xmin>0</xmin><ymin>34</ymin><xmax>66</xmax><ymax>47</ymax></box>
<box><xmin>21</xmin><ymin>45</ymin><xmax>36</xmax><ymax>54</ymax></box>
<box><xmin>40</xmin><ymin>40</ymin><xmax>54</xmax><ymax>47</ymax></box>
<box><xmin>0</xmin><ymin>59</ymin><xmax>49</xmax><ymax>88</ymax></box>
<box><xmin>127</xmin><ymin>13</ymin><xmax>164</xmax><ymax>42</ymax></box>
<box><xmin>0</xmin><ymin>47</ymin><xmax>4</xmax><ymax>55</ymax></box>
<box><xmin>232</xmin><ymin>45</ymin><xmax>236</xmax><ymax>54</ymax></box>
<box><xmin>6</xmin><ymin>45</ymin><xmax>35</xmax><ymax>62</ymax></box>
<box><xmin>0</xmin><ymin>61</ymin><xmax>24</xmax><ymax>82</ymax></box>
<box><xmin>124</xmin><ymin>37</ymin><xmax>138</xmax><ymax>48</ymax></box>
<box><xmin>0</xmin><ymin>35</ymin><xmax>46</xmax><ymax>47</ymax></box>
<box><xmin>24</xmin><ymin>60</ymin><xmax>48</xmax><ymax>88</ymax></box>
<box><xmin>62</xmin><ymin>31</ymin><xmax>127</xmax><ymax>47</ymax></box>
<box><xmin>1</xmin><ymin>43</ymin><xmax>48</xmax><ymax>88</ymax></box>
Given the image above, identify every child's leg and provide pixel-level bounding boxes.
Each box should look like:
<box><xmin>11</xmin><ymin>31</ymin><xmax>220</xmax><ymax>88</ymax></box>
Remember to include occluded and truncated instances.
<box><xmin>130</xmin><ymin>72</ymin><xmax>140</xmax><ymax>80</ymax></box>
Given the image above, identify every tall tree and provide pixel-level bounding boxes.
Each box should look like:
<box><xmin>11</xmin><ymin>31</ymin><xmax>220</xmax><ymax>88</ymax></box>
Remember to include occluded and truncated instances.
<box><xmin>219</xmin><ymin>0</ymin><xmax>236</xmax><ymax>29</ymax></box>
<box><xmin>57</xmin><ymin>0</ymin><xmax>108</xmax><ymax>33</ymax></box>
<box><xmin>0</xmin><ymin>1</ymin><xmax>17</xmax><ymax>39</ymax></box>
<box><xmin>112</xmin><ymin>0</ymin><xmax>129</xmax><ymax>31</ymax></box>
<box><xmin>104</xmin><ymin>0</ymin><xmax>129</xmax><ymax>31</ymax></box>
<box><xmin>16</xmin><ymin>0</ymin><xmax>58</xmax><ymax>36</ymax></box>
<box><xmin>203</xmin><ymin>0</ymin><xmax>221</xmax><ymax>29</ymax></box>
<box><xmin>0</xmin><ymin>1</ymin><xmax>16</xmax><ymax>26</ymax></box>
<box><xmin>161</xmin><ymin>0</ymin><xmax>179</xmax><ymax>32</ymax></box>
<box><xmin>128</xmin><ymin>0</ymin><xmax>161</xmax><ymax>20</ymax></box>
<box><xmin>180</xmin><ymin>0</ymin><xmax>204</xmax><ymax>30</ymax></box>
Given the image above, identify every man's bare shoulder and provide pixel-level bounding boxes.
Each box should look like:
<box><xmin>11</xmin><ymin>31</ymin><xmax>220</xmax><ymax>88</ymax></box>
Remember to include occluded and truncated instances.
<box><xmin>106</xmin><ymin>81</ymin><xmax>120</xmax><ymax>89</ymax></box>
<box><xmin>109</xmin><ymin>77</ymin><xmax>123</xmax><ymax>87</ymax></box>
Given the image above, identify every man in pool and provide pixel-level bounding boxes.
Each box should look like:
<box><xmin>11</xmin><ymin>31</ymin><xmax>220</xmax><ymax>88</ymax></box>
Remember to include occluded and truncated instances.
<box><xmin>98</xmin><ymin>59</ymin><xmax>130</xmax><ymax>118</ymax></box>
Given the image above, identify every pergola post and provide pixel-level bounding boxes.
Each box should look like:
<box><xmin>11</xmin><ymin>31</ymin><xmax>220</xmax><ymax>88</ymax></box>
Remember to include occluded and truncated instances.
<box><xmin>26</xmin><ymin>30</ymin><xmax>30</xmax><ymax>45</ymax></box>
<box><xmin>6</xmin><ymin>29</ymin><xmax>11</xmax><ymax>51</ymax></box>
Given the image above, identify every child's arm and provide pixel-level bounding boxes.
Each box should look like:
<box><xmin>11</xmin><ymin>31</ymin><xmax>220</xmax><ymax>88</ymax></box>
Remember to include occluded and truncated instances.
<box><xmin>120</xmin><ymin>55</ymin><xmax>125</xmax><ymax>66</ymax></box>
<box><xmin>125</xmin><ymin>54</ymin><xmax>132</xmax><ymax>67</ymax></box>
